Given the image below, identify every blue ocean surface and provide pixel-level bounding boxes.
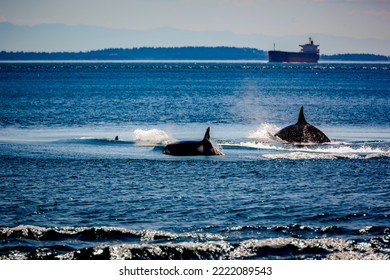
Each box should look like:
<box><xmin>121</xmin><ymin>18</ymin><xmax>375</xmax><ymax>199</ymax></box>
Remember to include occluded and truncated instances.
<box><xmin>0</xmin><ymin>62</ymin><xmax>389</xmax><ymax>260</ymax></box>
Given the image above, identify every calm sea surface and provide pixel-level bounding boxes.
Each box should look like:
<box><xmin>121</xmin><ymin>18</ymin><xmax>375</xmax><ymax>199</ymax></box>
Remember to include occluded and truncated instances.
<box><xmin>0</xmin><ymin>62</ymin><xmax>389</xmax><ymax>260</ymax></box>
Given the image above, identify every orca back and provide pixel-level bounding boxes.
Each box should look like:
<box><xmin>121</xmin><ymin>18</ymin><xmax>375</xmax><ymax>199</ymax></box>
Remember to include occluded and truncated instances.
<box><xmin>275</xmin><ymin>107</ymin><xmax>330</xmax><ymax>143</ymax></box>
<box><xmin>163</xmin><ymin>127</ymin><xmax>223</xmax><ymax>156</ymax></box>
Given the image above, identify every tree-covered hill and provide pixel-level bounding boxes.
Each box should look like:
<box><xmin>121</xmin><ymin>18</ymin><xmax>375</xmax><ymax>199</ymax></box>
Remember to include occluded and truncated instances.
<box><xmin>0</xmin><ymin>47</ymin><xmax>388</xmax><ymax>61</ymax></box>
<box><xmin>0</xmin><ymin>47</ymin><xmax>267</xmax><ymax>60</ymax></box>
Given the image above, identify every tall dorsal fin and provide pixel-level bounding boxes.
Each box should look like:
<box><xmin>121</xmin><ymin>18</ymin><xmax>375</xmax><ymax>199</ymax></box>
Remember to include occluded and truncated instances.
<box><xmin>203</xmin><ymin>127</ymin><xmax>211</xmax><ymax>141</ymax></box>
<box><xmin>297</xmin><ymin>106</ymin><xmax>308</xmax><ymax>124</ymax></box>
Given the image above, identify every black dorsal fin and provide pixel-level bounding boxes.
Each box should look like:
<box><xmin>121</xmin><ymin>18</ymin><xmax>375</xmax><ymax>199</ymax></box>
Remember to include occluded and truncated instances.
<box><xmin>297</xmin><ymin>106</ymin><xmax>308</xmax><ymax>124</ymax></box>
<box><xmin>203</xmin><ymin>127</ymin><xmax>211</xmax><ymax>141</ymax></box>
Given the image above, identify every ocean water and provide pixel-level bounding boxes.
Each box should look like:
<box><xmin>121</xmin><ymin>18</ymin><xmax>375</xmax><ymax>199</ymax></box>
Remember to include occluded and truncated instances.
<box><xmin>0</xmin><ymin>62</ymin><xmax>389</xmax><ymax>260</ymax></box>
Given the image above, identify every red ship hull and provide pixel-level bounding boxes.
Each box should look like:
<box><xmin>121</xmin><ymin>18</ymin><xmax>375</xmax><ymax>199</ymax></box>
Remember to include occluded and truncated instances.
<box><xmin>268</xmin><ymin>50</ymin><xmax>319</xmax><ymax>63</ymax></box>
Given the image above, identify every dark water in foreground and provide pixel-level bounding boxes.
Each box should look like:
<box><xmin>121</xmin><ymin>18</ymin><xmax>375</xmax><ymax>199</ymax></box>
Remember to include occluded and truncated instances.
<box><xmin>0</xmin><ymin>62</ymin><xmax>389</xmax><ymax>260</ymax></box>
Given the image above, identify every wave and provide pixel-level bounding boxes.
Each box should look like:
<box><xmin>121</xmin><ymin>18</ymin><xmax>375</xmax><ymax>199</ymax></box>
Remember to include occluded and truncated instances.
<box><xmin>262</xmin><ymin>144</ymin><xmax>390</xmax><ymax>160</ymax></box>
<box><xmin>0</xmin><ymin>225</ymin><xmax>224</xmax><ymax>243</ymax></box>
<box><xmin>48</xmin><ymin>238</ymin><xmax>390</xmax><ymax>260</ymax></box>
<box><xmin>235</xmin><ymin>123</ymin><xmax>390</xmax><ymax>159</ymax></box>
<box><xmin>220</xmin><ymin>141</ymin><xmax>390</xmax><ymax>159</ymax></box>
<box><xmin>1</xmin><ymin>225</ymin><xmax>389</xmax><ymax>260</ymax></box>
<box><xmin>262</xmin><ymin>152</ymin><xmax>390</xmax><ymax>160</ymax></box>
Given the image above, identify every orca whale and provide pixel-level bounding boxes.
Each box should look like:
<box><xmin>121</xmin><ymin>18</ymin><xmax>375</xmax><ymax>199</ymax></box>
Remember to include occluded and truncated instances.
<box><xmin>162</xmin><ymin>127</ymin><xmax>224</xmax><ymax>156</ymax></box>
<box><xmin>275</xmin><ymin>106</ymin><xmax>331</xmax><ymax>143</ymax></box>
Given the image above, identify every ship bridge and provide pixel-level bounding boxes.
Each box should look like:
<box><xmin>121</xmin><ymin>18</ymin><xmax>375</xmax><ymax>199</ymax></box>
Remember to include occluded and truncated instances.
<box><xmin>300</xmin><ymin>38</ymin><xmax>319</xmax><ymax>54</ymax></box>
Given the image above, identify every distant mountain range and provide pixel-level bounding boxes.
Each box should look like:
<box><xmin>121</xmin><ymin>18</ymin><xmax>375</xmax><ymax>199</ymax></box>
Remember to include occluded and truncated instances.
<box><xmin>1</xmin><ymin>22</ymin><xmax>390</xmax><ymax>56</ymax></box>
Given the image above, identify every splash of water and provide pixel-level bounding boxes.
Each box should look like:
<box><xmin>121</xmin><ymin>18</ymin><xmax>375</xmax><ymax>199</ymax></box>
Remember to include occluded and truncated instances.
<box><xmin>133</xmin><ymin>129</ymin><xmax>172</xmax><ymax>145</ymax></box>
<box><xmin>247</xmin><ymin>123</ymin><xmax>280</xmax><ymax>143</ymax></box>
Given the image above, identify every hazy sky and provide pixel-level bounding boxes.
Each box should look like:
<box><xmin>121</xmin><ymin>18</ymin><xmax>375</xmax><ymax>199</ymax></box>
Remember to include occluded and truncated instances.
<box><xmin>1</xmin><ymin>0</ymin><xmax>389</xmax><ymax>40</ymax></box>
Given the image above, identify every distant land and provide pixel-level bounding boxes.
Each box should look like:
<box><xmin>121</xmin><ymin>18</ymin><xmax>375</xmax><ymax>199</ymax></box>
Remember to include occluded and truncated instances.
<box><xmin>320</xmin><ymin>53</ymin><xmax>389</xmax><ymax>62</ymax></box>
<box><xmin>0</xmin><ymin>47</ymin><xmax>389</xmax><ymax>61</ymax></box>
<box><xmin>1</xmin><ymin>22</ymin><xmax>390</xmax><ymax>56</ymax></box>
<box><xmin>0</xmin><ymin>47</ymin><xmax>267</xmax><ymax>61</ymax></box>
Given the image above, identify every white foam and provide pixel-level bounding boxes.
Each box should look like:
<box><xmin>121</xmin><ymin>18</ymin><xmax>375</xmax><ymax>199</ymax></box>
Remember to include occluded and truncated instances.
<box><xmin>263</xmin><ymin>152</ymin><xmax>361</xmax><ymax>160</ymax></box>
<box><xmin>307</xmin><ymin>145</ymin><xmax>390</xmax><ymax>156</ymax></box>
<box><xmin>238</xmin><ymin>142</ymin><xmax>281</xmax><ymax>150</ymax></box>
<box><xmin>239</xmin><ymin>141</ymin><xmax>388</xmax><ymax>153</ymax></box>
<box><xmin>247</xmin><ymin>123</ymin><xmax>280</xmax><ymax>143</ymax></box>
<box><xmin>232</xmin><ymin>140</ymin><xmax>390</xmax><ymax>160</ymax></box>
<box><xmin>263</xmin><ymin>152</ymin><xmax>390</xmax><ymax>160</ymax></box>
<box><xmin>133</xmin><ymin>129</ymin><xmax>172</xmax><ymax>145</ymax></box>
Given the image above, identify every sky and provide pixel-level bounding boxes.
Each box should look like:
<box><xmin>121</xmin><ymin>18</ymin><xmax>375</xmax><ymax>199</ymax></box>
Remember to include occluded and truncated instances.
<box><xmin>1</xmin><ymin>0</ymin><xmax>390</xmax><ymax>52</ymax></box>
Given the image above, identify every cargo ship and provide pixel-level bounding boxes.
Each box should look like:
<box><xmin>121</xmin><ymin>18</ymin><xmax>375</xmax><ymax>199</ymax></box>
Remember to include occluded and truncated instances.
<box><xmin>268</xmin><ymin>38</ymin><xmax>320</xmax><ymax>63</ymax></box>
